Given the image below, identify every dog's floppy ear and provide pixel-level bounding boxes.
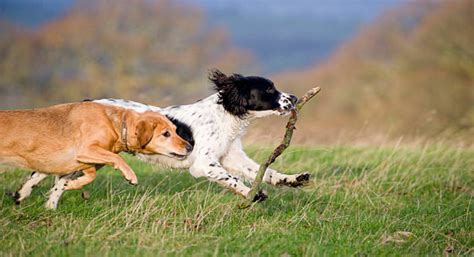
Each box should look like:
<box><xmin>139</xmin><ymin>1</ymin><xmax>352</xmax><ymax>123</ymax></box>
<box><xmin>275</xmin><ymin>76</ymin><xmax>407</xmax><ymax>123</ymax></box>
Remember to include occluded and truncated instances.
<box><xmin>209</xmin><ymin>69</ymin><xmax>230</xmax><ymax>92</ymax></box>
<box><xmin>134</xmin><ymin>120</ymin><xmax>155</xmax><ymax>149</ymax></box>
<box><xmin>209</xmin><ymin>69</ymin><xmax>249</xmax><ymax>117</ymax></box>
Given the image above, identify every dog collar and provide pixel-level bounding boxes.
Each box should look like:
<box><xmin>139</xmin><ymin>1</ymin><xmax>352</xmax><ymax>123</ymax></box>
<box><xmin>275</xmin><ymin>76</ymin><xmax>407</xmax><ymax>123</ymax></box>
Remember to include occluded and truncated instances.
<box><xmin>121</xmin><ymin>114</ymin><xmax>134</xmax><ymax>155</ymax></box>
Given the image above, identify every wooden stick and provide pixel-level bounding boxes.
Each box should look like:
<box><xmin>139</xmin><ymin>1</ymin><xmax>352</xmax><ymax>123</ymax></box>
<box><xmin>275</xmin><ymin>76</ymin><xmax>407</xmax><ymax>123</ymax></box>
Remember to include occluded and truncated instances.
<box><xmin>240</xmin><ymin>87</ymin><xmax>321</xmax><ymax>209</ymax></box>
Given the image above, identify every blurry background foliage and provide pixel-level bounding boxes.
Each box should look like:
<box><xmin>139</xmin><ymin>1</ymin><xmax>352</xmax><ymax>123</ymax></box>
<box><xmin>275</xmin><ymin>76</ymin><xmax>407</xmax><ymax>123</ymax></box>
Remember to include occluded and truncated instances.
<box><xmin>0</xmin><ymin>0</ymin><xmax>254</xmax><ymax>107</ymax></box>
<box><xmin>0</xmin><ymin>0</ymin><xmax>472</xmax><ymax>145</ymax></box>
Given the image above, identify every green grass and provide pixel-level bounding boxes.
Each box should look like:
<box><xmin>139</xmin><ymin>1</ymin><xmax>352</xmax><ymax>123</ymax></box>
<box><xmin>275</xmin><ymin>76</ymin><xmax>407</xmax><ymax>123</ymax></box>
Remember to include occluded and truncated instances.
<box><xmin>0</xmin><ymin>145</ymin><xmax>473</xmax><ymax>256</ymax></box>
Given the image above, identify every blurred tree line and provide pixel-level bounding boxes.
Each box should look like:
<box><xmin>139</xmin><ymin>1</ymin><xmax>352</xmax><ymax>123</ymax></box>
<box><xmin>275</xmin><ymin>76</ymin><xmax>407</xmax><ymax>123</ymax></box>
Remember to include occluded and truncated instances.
<box><xmin>269</xmin><ymin>0</ymin><xmax>473</xmax><ymax>144</ymax></box>
<box><xmin>0</xmin><ymin>0</ymin><xmax>254</xmax><ymax>108</ymax></box>
<box><xmin>0</xmin><ymin>0</ymin><xmax>471</xmax><ymax>144</ymax></box>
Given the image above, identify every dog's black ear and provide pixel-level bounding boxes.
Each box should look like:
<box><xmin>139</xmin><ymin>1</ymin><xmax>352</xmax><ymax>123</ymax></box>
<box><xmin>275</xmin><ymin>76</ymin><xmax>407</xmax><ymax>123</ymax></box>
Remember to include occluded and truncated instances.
<box><xmin>209</xmin><ymin>69</ymin><xmax>229</xmax><ymax>92</ymax></box>
<box><xmin>166</xmin><ymin>115</ymin><xmax>194</xmax><ymax>147</ymax></box>
<box><xmin>209</xmin><ymin>69</ymin><xmax>249</xmax><ymax>117</ymax></box>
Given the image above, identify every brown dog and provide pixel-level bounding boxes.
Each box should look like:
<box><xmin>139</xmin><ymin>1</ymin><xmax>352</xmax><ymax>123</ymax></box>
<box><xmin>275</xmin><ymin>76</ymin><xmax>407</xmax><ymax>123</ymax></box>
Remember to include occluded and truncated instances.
<box><xmin>0</xmin><ymin>101</ymin><xmax>192</xmax><ymax>209</ymax></box>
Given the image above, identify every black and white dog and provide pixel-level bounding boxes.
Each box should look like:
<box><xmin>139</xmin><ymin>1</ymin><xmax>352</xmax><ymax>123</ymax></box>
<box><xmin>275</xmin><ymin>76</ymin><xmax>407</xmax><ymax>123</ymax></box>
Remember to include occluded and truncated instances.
<box><xmin>16</xmin><ymin>69</ymin><xmax>310</xmax><ymax>203</ymax></box>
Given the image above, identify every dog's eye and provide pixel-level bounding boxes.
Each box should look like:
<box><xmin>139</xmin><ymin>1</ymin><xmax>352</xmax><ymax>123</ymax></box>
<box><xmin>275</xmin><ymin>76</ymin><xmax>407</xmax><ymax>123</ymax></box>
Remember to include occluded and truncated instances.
<box><xmin>163</xmin><ymin>131</ymin><xmax>171</xmax><ymax>138</ymax></box>
<box><xmin>266</xmin><ymin>88</ymin><xmax>275</xmax><ymax>94</ymax></box>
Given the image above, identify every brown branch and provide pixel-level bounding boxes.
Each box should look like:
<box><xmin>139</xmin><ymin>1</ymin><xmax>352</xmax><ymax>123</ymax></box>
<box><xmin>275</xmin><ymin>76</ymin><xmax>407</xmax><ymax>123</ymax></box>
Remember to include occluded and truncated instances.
<box><xmin>239</xmin><ymin>87</ymin><xmax>321</xmax><ymax>209</ymax></box>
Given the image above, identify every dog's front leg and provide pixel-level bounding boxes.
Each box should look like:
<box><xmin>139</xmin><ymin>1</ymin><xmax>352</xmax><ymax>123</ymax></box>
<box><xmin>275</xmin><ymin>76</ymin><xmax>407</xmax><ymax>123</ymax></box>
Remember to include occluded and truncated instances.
<box><xmin>221</xmin><ymin>139</ymin><xmax>310</xmax><ymax>187</ymax></box>
<box><xmin>76</xmin><ymin>145</ymin><xmax>138</xmax><ymax>185</ymax></box>
<box><xmin>189</xmin><ymin>158</ymin><xmax>267</xmax><ymax>202</ymax></box>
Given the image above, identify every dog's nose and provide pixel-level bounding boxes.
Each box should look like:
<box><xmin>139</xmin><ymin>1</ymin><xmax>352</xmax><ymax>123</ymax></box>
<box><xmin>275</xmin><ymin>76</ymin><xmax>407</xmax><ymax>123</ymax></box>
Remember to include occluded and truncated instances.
<box><xmin>185</xmin><ymin>143</ymin><xmax>194</xmax><ymax>154</ymax></box>
<box><xmin>290</xmin><ymin>95</ymin><xmax>298</xmax><ymax>105</ymax></box>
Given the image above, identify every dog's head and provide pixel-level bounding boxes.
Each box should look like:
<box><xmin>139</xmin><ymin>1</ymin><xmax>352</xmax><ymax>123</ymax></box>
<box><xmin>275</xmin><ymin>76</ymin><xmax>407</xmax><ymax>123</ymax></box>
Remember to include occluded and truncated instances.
<box><xmin>209</xmin><ymin>69</ymin><xmax>298</xmax><ymax>118</ymax></box>
<box><xmin>127</xmin><ymin>111</ymin><xmax>193</xmax><ymax>159</ymax></box>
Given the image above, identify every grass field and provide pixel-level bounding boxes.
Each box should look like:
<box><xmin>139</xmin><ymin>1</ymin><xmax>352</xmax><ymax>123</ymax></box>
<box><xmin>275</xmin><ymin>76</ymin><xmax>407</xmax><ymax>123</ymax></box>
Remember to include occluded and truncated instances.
<box><xmin>0</xmin><ymin>145</ymin><xmax>472</xmax><ymax>256</ymax></box>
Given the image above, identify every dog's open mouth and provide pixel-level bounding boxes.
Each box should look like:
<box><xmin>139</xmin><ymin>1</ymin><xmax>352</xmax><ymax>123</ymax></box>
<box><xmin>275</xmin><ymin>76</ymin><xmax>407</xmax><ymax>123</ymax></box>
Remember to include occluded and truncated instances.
<box><xmin>169</xmin><ymin>152</ymin><xmax>187</xmax><ymax>159</ymax></box>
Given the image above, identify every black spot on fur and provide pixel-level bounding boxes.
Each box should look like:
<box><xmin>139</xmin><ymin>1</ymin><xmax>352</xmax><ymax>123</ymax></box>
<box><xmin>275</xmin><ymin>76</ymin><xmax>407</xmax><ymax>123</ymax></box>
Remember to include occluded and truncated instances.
<box><xmin>276</xmin><ymin>173</ymin><xmax>311</xmax><ymax>187</ymax></box>
<box><xmin>296</xmin><ymin>173</ymin><xmax>310</xmax><ymax>182</ymax></box>
<box><xmin>6</xmin><ymin>191</ymin><xmax>21</xmax><ymax>204</ymax></box>
<box><xmin>252</xmin><ymin>190</ymin><xmax>268</xmax><ymax>203</ymax></box>
<box><xmin>14</xmin><ymin>193</ymin><xmax>21</xmax><ymax>204</ymax></box>
<box><xmin>209</xmin><ymin>163</ymin><xmax>218</xmax><ymax>167</ymax></box>
<box><xmin>166</xmin><ymin>115</ymin><xmax>195</xmax><ymax>147</ymax></box>
<box><xmin>68</xmin><ymin>171</ymin><xmax>84</xmax><ymax>180</ymax></box>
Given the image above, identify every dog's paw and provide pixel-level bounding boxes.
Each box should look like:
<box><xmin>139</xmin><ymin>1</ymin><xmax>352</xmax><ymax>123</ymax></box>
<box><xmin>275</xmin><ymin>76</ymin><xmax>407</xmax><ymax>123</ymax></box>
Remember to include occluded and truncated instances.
<box><xmin>6</xmin><ymin>191</ymin><xmax>21</xmax><ymax>205</ymax></box>
<box><xmin>44</xmin><ymin>200</ymin><xmax>58</xmax><ymax>210</ymax></box>
<box><xmin>296</xmin><ymin>172</ymin><xmax>311</xmax><ymax>183</ymax></box>
<box><xmin>81</xmin><ymin>191</ymin><xmax>91</xmax><ymax>200</ymax></box>
<box><xmin>276</xmin><ymin>172</ymin><xmax>311</xmax><ymax>187</ymax></box>
<box><xmin>252</xmin><ymin>190</ymin><xmax>268</xmax><ymax>203</ymax></box>
<box><xmin>125</xmin><ymin>174</ymin><xmax>138</xmax><ymax>185</ymax></box>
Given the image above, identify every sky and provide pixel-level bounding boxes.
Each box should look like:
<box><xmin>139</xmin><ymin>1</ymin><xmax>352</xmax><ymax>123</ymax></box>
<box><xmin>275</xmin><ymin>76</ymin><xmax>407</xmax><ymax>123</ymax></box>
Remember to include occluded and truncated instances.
<box><xmin>0</xmin><ymin>0</ymin><xmax>406</xmax><ymax>73</ymax></box>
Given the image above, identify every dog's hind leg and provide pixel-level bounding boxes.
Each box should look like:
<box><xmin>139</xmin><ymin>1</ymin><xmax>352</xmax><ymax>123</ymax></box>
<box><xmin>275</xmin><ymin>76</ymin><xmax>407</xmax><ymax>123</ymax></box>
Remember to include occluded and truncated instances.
<box><xmin>221</xmin><ymin>139</ymin><xmax>310</xmax><ymax>187</ymax></box>
<box><xmin>64</xmin><ymin>167</ymin><xmax>97</xmax><ymax>190</ymax></box>
<box><xmin>13</xmin><ymin>172</ymin><xmax>48</xmax><ymax>204</ymax></box>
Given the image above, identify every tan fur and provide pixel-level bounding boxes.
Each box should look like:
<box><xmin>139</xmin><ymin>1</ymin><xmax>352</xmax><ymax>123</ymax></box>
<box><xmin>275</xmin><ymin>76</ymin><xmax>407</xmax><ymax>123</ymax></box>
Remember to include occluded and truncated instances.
<box><xmin>0</xmin><ymin>102</ymin><xmax>191</xmax><ymax>186</ymax></box>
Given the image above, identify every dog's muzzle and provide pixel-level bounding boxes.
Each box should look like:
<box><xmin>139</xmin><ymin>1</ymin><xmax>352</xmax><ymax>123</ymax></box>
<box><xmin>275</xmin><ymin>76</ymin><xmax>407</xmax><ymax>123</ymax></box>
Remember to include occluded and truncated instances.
<box><xmin>279</xmin><ymin>94</ymin><xmax>298</xmax><ymax>112</ymax></box>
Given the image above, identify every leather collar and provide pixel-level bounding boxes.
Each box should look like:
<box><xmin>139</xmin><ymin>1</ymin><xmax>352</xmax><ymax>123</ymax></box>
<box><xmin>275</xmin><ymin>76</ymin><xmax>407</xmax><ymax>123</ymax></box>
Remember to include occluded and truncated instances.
<box><xmin>121</xmin><ymin>114</ymin><xmax>135</xmax><ymax>154</ymax></box>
